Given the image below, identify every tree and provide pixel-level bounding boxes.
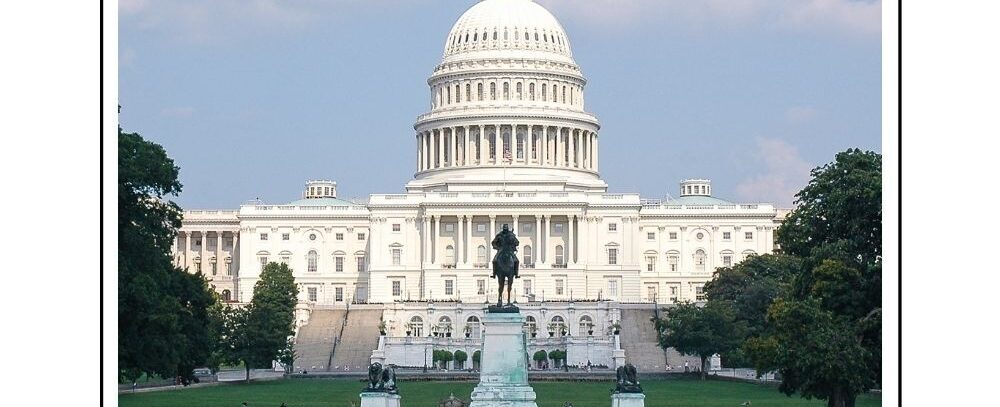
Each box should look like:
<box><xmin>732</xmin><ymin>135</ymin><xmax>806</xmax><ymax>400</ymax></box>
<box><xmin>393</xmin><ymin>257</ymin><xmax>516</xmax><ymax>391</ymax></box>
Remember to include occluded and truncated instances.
<box><xmin>655</xmin><ymin>302</ymin><xmax>746</xmax><ymax>380</ymax></box>
<box><xmin>118</xmin><ymin>126</ymin><xmax>219</xmax><ymax>384</ymax></box>
<box><xmin>532</xmin><ymin>350</ymin><xmax>548</xmax><ymax>368</ymax></box>
<box><xmin>454</xmin><ymin>350</ymin><xmax>468</xmax><ymax>369</ymax></box>
<box><xmin>472</xmin><ymin>350</ymin><xmax>481</xmax><ymax>366</ymax></box>
<box><xmin>705</xmin><ymin>254</ymin><xmax>801</xmax><ymax>337</ymax></box>
<box><xmin>745</xmin><ymin>149</ymin><xmax>882</xmax><ymax>407</ymax></box>
<box><xmin>276</xmin><ymin>337</ymin><xmax>297</xmax><ymax>374</ymax></box>
<box><xmin>219</xmin><ymin>262</ymin><xmax>298</xmax><ymax>382</ymax></box>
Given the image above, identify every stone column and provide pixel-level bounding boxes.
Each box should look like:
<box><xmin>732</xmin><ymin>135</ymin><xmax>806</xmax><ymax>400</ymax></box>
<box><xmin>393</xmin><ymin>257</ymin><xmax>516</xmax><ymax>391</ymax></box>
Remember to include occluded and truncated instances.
<box><xmin>568</xmin><ymin>130</ymin><xmax>576</xmax><ymax>168</ymax></box>
<box><xmin>593</xmin><ymin>133</ymin><xmax>599</xmax><ymax>172</ymax></box>
<box><xmin>575</xmin><ymin>130</ymin><xmax>583</xmax><ymax>168</ymax></box>
<box><xmin>479</xmin><ymin>125</ymin><xmax>487</xmax><ymax>165</ymax></box>
<box><xmin>198</xmin><ymin>231</ymin><xmax>205</xmax><ymax>273</ymax></box>
<box><xmin>457</xmin><ymin>215</ymin><xmax>464</xmax><ymax>267</ymax></box>
<box><xmin>567</xmin><ymin>216</ymin><xmax>574</xmax><ymax>265</ymax></box>
<box><xmin>494</xmin><ymin>125</ymin><xmax>501</xmax><ymax>165</ymax></box>
<box><xmin>541</xmin><ymin>126</ymin><xmax>548</xmax><ymax>165</ymax></box>
<box><xmin>466</xmin><ymin>215</ymin><xmax>473</xmax><ymax>265</ymax></box>
<box><xmin>541</xmin><ymin>215</ymin><xmax>549</xmax><ymax>264</ymax></box>
<box><xmin>464</xmin><ymin>126</ymin><xmax>471</xmax><ymax>166</ymax></box>
<box><xmin>423</xmin><ymin>216</ymin><xmax>431</xmax><ymax>265</ymax></box>
<box><xmin>555</xmin><ymin>128</ymin><xmax>563</xmax><ymax>167</ymax></box>
<box><xmin>535</xmin><ymin>216</ymin><xmax>542</xmax><ymax>266</ymax></box>
<box><xmin>432</xmin><ymin>215</ymin><xmax>439</xmax><ymax>265</ymax></box>
<box><xmin>526</xmin><ymin>126</ymin><xmax>534</xmax><ymax>165</ymax></box>
<box><xmin>216</xmin><ymin>232</ymin><xmax>223</xmax><ymax>273</ymax></box>
<box><xmin>438</xmin><ymin>130</ymin><xmax>445</xmax><ymax>169</ymax></box>
<box><xmin>512</xmin><ymin>214</ymin><xmax>519</xmax><ymax>237</ymax></box>
<box><xmin>451</xmin><ymin>127</ymin><xmax>458</xmax><ymax>167</ymax></box>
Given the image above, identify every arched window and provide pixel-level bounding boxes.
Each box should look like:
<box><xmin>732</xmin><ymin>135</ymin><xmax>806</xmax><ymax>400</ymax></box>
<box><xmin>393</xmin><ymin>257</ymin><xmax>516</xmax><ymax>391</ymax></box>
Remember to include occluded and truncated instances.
<box><xmin>525</xmin><ymin>315</ymin><xmax>537</xmax><ymax>335</ymax></box>
<box><xmin>562</xmin><ymin>86</ymin><xmax>566</xmax><ymax>103</ymax></box>
<box><xmin>529</xmin><ymin>83</ymin><xmax>535</xmax><ymax>100</ymax></box>
<box><xmin>477</xmin><ymin>245</ymin><xmax>487</xmax><ymax>264</ymax></box>
<box><xmin>467</xmin><ymin>316</ymin><xmax>482</xmax><ymax>339</ymax></box>
<box><xmin>523</xmin><ymin>245</ymin><xmax>533</xmax><ymax>265</ymax></box>
<box><xmin>455</xmin><ymin>84</ymin><xmax>461</xmax><ymax>103</ymax></box>
<box><xmin>307</xmin><ymin>250</ymin><xmax>318</xmax><ymax>272</ymax></box>
<box><xmin>222</xmin><ymin>289</ymin><xmax>231</xmax><ymax>302</ymax></box>
<box><xmin>465</xmin><ymin>83</ymin><xmax>471</xmax><ymax>102</ymax></box>
<box><xmin>490</xmin><ymin>82</ymin><xmax>496</xmax><ymax>100</ymax></box>
<box><xmin>437</xmin><ymin>316</ymin><xmax>453</xmax><ymax>336</ymax></box>
<box><xmin>542</xmin><ymin>84</ymin><xmax>547</xmax><ymax>101</ymax></box>
<box><xmin>503</xmin><ymin>82</ymin><xmax>510</xmax><ymax>100</ymax></box>
<box><xmin>409</xmin><ymin>316</ymin><xmax>424</xmax><ymax>337</ymax></box>
<box><xmin>579</xmin><ymin>315</ymin><xmax>593</xmax><ymax>335</ymax></box>
<box><xmin>524</xmin><ymin>32</ymin><xmax>529</xmax><ymax>41</ymax></box>
<box><xmin>445</xmin><ymin>245</ymin><xmax>456</xmax><ymax>266</ymax></box>
<box><xmin>694</xmin><ymin>249</ymin><xmax>706</xmax><ymax>271</ymax></box>
<box><xmin>550</xmin><ymin>316</ymin><xmax>566</xmax><ymax>337</ymax></box>
<box><xmin>473</xmin><ymin>32</ymin><xmax>478</xmax><ymax>42</ymax></box>
<box><xmin>446</xmin><ymin>86</ymin><xmax>451</xmax><ymax>104</ymax></box>
<box><xmin>555</xmin><ymin>245</ymin><xmax>564</xmax><ymax>265</ymax></box>
<box><xmin>478</xmin><ymin>83</ymin><xmax>484</xmax><ymax>101</ymax></box>
<box><xmin>667</xmin><ymin>251</ymin><xmax>680</xmax><ymax>272</ymax></box>
<box><xmin>493</xmin><ymin>31</ymin><xmax>498</xmax><ymax>40</ymax></box>
<box><xmin>645</xmin><ymin>250</ymin><xmax>658</xmax><ymax>272</ymax></box>
<box><xmin>516</xmin><ymin>82</ymin><xmax>523</xmax><ymax>100</ymax></box>
<box><xmin>721</xmin><ymin>250</ymin><xmax>734</xmax><ymax>267</ymax></box>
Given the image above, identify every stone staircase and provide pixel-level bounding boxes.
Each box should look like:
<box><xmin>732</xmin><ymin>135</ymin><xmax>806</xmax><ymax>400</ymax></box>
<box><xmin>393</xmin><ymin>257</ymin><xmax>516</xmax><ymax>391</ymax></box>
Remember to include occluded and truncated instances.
<box><xmin>619</xmin><ymin>306</ymin><xmax>700</xmax><ymax>372</ymax></box>
<box><xmin>329</xmin><ymin>308</ymin><xmax>383</xmax><ymax>372</ymax></box>
<box><xmin>293</xmin><ymin>309</ymin><xmax>346</xmax><ymax>372</ymax></box>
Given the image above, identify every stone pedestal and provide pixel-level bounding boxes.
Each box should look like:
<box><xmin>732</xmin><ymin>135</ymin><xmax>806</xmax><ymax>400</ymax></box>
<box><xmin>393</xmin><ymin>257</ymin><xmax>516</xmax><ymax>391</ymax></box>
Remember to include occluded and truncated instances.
<box><xmin>360</xmin><ymin>392</ymin><xmax>401</xmax><ymax>407</ymax></box>
<box><xmin>469</xmin><ymin>311</ymin><xmax>538</xmax><ymax>407</ymax></box>
<box><xmin>611</xmin><ymin>393</ymin><xmax>645</xmax><ymax>407</ymax></box>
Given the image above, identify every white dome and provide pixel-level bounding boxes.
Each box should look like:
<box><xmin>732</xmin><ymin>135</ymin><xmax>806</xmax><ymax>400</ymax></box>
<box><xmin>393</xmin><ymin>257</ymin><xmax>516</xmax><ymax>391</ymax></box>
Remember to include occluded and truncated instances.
<box><xmin>442</xmin><ymin>0</ymin><xmax>575</xmax><ymax>65</ymax></box>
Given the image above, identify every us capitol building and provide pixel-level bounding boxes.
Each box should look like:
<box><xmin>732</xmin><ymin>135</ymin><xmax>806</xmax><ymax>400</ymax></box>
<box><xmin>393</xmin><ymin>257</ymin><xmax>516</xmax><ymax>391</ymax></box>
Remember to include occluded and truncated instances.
<box><xmin>172</xmin><ymin>0</ymin><xmax>786</xmax><ymax>372</ymax></box>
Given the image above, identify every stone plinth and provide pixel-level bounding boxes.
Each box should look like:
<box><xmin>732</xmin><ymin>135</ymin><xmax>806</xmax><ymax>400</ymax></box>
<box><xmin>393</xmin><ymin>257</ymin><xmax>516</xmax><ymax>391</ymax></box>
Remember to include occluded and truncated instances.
<box><xmin>360</xmin><ymin>392</ymin><xmax>401</xmax><ymax>407</ymax></box>
<box><xmin>469</xmin><ymin>311</ymin><xmax>538</xmax><ymax>407</ymax></box>
<box><xmin>611</xmin><ymin>393</ymin><xmax>645</xmax><ymax>407</ymax></box>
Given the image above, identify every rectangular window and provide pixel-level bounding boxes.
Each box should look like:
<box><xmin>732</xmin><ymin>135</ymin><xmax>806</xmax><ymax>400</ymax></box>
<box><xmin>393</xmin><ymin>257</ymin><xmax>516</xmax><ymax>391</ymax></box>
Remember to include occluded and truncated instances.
<box><xmin>696</xmin><ymin>286</ymin><xmax>706</xmax><ymax>301</ymax></box>
<box><xmin>259</xmin><ymin>256</ymin><xmax>268</xmax><ymax>269</ymax></box>
<box><xmin>392</xmin><ymin>249</ymin><xmax>401</xmax><ymax>265</ymax></box>
<box><xmin>195</xmin><ymin>262</ymin><xmax>201</xmax><ymax>273</ymax></box>
<box><xmin>392</xmin><ymin>281</ymin><xmax>402</xmax><ymax>297</ymax></box>
<box><xmin>723</xmin><ymin>255</ymin><xmax>732</xmax><ymax>267</ymax></box>
<box><xmin>647</xmin><ymin>285</ymin><xmax>657</xmax><ymax>301</ymax></box>
<box><xmin>445</xmin><ymin>223</ymin><xmax>455</xmax><ymax>232</ymax></box>
<box><xmin>722</xmin><ymin>232</ymin><xmax>731</xmax><ymax>240</ymax></box>
<box><xmin>477</xmin><ymin>279</ymin><xmax>486</xmax><ymax>295</ymax></box>
<box><xmin>335</xmin><ymin>287</ymin><xmax>344</xmax><ymax>302</ymax></box>
<box><xmin>745</xmin><ymin>231</ymin><xmax>753</xmax><ymax>240</ymax></box>
<box><xmin>647</xmin><ymin>232</ymin><xmax>655</xmax><ymax>240</ymax></box>
<box><xmin>670</xmin><ymin>286</ymin><xmax>679</xmax><ymax>302</ymax></box>
<box><xmin>522</xmin><ymin>223</ymin><xmax>533</xmax><ymax>233</ymax></box>
<box><xmin>669</xmin><ymin>232</ymin><xmax>678</xmax><ymax>240</ymax></box>
<box><xmin>445</xmin><ymin>280</ymin><xmax>454</xmax><ymax>295</ymax></box>
<box><xmin>308</xmin><ymin>287</ymin><xmax>317</xmax><ymax>302</ymax></box>
<box><xmin>357</xmin><ymin>256</ymin><xmax>366</xmax><ymax>272</ymax></box>
<box><xmin>477</xmin><ymin>224</ymin><xmax>487</xmax><ymax>232</ymax></box>
<box><xmin>555</xmin><ymin>279</ymin><xmax>565</xmax><ymax>295</ymax></box>
<box><xmin>282</xmin><ymin>233</ymin><xmax>290</xmax><ymax>241</ymax></box>
<box><xmin>608</xmin><ymin>280</ymin><xmax>618</xmax><ymax>297</ymax></box>
<box><xmin>608</xmin><ymin>248</ymin><xmax>618</xmax><ymax>265</ymax></box>
<box><xmin>225</xmin><ymin>260</ymin><xmax>232</xmax><ymax>275</ymax></box>
<box><xmin>646</xmin><ymin>256</ymin><xmax>656</xmax><ymax>271</ymax></box>
<box><xmin>523</xmin><ymin>279</ymin><xmax>532</xmax><ymax>296</ymax></box>
<box><xmin>336</xmin><ymin>233</ymin><xmax>344</xmax><ymax>240</ymax></box>
<box><xmin>608</xmin><ymin>223</ymin><xmax>617</xmax><ymax>232</ymax></box>
<box><xmin>393</xmin><ymin>224</ymin><xmax>401</xmax><ymax>232</ymax></box>
<box><xmin>260</xmin><ymin>233</ymin><xmax>268</xmax><ymax>241</ymax></box>
<box><xmin>668</xmin><ymin>256</ymin><xmax>679</xmax><ymax>272</ymax></box>
<box><xmin>358</xmin><ymin>233</ymin><xmax>366</xmax><ymax>240</ymax></box>
<box><xmin>335</xmin><ymin>256</ymin><xmax>344</xmax><ymax>272</ymax></box>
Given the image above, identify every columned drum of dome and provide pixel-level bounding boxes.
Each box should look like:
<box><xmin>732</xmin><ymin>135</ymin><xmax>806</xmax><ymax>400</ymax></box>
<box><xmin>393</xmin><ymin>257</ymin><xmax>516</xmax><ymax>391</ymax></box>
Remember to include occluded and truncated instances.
<box><xmin>409</xmin><ymin>0</ymin><xmax>605</xmax><ymax>193</ymax></box>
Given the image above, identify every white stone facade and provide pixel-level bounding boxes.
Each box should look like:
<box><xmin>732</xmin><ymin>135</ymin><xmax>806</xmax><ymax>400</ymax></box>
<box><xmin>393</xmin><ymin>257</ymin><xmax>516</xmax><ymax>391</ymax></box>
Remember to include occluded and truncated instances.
<box><xmin>171</xmin><ymin>1</ymin><xmax>786</xmax><ymax>362</ymax></box>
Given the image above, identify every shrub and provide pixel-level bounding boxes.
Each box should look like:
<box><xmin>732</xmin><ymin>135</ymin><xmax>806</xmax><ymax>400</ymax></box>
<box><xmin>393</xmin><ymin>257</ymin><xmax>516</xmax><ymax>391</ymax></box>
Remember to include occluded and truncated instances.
<box><xmin>533</xmin><ymin>350</ymin><xmax>548</xmax><ymax>362</ymax></box>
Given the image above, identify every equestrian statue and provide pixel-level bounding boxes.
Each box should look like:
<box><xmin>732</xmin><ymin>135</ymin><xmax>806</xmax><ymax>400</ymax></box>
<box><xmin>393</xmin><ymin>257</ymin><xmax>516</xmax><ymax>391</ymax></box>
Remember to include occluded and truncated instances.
<box><xmin>490</xmin><ymin>224</ymin><xmax>520</xmax><ymax>309</ymax></box>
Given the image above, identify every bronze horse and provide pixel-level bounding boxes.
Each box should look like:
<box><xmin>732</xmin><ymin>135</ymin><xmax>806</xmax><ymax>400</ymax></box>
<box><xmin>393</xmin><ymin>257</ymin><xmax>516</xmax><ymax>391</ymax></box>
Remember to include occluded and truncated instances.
<box><xmin>491</xmin><ymin>224</ymin><xmax>520</xmax><ymax>307</ymax></box>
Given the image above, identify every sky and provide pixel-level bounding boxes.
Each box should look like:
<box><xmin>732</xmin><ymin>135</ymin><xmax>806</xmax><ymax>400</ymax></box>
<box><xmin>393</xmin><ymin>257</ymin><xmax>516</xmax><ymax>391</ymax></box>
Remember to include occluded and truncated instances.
<box><xmin>119</xmin><ymin>0</ymin><xmax>881</xmax><ymax>209</ymax></box>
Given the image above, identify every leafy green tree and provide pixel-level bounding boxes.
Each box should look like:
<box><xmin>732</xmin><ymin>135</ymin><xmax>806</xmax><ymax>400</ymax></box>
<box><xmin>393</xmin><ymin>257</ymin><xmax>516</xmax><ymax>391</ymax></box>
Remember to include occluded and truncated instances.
<box><xmin>276</xmin><ymin>337</ymin><xmax>297</xmax><ymax>374</ymax></box>
<box><xmin>655</xmin><ymin>302</ymin><xmax>746</xmax><ymax>380</ymax></box>
<box><xmin>744</xmin><ymin>149</ymin><xmax>882</xmax><ymax>407</ymax></box>
<box><xmin>219</xmin><ymin>262</ymin><xmax>298</xmax><ymax>382</ymax></box>
<box><xmin>118</xmin><ymin>126</ymin><xmax>219</xmax><ymax>384</ymax></box>
<box><xmin>472</xmin><ymin>350</ymin><xmax>481</xmax><ymax>365</ymax></box>
<box><xmin>454</xmin><ymin>350</ymin><xmax>468</xmax><ymax>369</ymax></box>
<box><xmin>532</xmin><ymin>350</ymin><xmax>548</xmax><ymax>368</ymax></box>
<box><xmin>705</xmin><ymin>254</ymin><xmax>801</xmax><ymax>337</ymax></box>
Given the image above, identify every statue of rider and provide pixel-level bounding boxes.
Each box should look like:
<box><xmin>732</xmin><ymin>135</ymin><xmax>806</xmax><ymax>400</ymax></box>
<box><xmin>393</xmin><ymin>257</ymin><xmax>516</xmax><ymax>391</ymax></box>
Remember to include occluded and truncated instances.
<box><xmin>491</xmin><ymin>224</ymin><xmax>520</xmax><ymax>308</ymax></box>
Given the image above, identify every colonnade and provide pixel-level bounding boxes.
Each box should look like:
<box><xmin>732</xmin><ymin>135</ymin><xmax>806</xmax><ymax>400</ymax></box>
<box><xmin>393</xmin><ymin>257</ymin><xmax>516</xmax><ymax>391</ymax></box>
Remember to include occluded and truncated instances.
<box><xmin>420</xmin><ymin>214</ymin><xmax>582</xmax><ymax>268</ymax></box>
<box><xmin>174</xmin><ymin>230</ymin><xmax>239</xmax><ymax>276</ymax></box>
<box><xmin>416</xmin><ymin>125</ymin><xmax>598</xmax><ymax>172</ymax></box>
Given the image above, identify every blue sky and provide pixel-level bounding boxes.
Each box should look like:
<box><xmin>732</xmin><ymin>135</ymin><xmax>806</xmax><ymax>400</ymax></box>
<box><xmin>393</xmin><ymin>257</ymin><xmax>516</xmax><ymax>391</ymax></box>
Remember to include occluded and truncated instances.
<box><xmin>119</xmin><ymin>0</ymin><xmax>881</xmax><ymax>209</ymax></box>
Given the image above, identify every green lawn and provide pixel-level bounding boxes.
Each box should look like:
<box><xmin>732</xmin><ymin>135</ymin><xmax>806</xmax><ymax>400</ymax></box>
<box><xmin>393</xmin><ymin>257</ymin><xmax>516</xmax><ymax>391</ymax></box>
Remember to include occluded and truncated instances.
<box><xmin>118</xmin><ymin>378</ymin><xmax>881</xmax><ymax>407</ymax></box>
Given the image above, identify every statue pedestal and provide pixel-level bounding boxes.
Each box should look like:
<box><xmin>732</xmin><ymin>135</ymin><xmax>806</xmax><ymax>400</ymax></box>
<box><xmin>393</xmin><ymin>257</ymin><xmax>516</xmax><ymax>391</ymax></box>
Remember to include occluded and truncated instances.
<box><xmin>360</xmin><ymin>392</ymin><xmax>401</xmax><ymax>407</ymax></box>
<box><xmin>469</xmin><ymin>311</ymin><xmax>538</xmax><ymax>407</ymax></box>
<box><xmin>611</xmin><ymin>393</ymin><xmax>645</xmax><ymax>407</ymax></box>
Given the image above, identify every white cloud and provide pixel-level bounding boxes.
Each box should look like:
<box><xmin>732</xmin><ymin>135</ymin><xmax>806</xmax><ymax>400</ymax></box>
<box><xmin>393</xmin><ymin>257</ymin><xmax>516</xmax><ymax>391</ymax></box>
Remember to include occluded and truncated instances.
<box><xmin>736</xmin><ymin>137</ymin><xmax>814</xmax><ymax>207</ymax></box>
<box><xmin>537</xmin><ymin>0</ymin><xmax>880</xmax><ymax>38</ymax></box>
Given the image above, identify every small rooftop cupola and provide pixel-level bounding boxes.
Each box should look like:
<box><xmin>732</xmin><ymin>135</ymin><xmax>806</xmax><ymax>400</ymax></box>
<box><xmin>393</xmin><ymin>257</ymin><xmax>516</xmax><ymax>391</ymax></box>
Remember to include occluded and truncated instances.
<box><xmin>304</xmin><ymin>180</ymin><xmax>337</xmax><ymax>199</ymax></box>
<box><xmin>680</xmin><ymin>179</ymin><xmax>712</xmax><ymax>197</ymax></box>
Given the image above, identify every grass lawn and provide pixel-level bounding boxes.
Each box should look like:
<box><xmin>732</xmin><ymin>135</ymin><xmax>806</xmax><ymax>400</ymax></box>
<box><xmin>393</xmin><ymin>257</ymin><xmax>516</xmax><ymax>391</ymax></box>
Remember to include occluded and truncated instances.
<box><xmin>118</xmin><ymin>377</ymin><xmax>881</xmax><ymax>407</ymax></box>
